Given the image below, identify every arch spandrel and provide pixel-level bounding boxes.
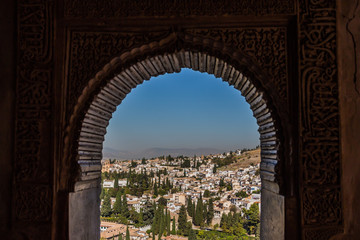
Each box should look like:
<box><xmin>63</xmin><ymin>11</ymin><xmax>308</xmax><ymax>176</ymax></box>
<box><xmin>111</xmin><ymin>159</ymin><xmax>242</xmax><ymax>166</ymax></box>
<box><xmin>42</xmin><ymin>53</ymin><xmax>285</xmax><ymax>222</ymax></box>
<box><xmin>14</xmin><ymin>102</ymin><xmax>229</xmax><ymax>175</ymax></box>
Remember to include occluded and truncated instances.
<box><xmin>63</xmin><ymin>34</ymin><xmax>286</xmax><ymax>195</ymax></box>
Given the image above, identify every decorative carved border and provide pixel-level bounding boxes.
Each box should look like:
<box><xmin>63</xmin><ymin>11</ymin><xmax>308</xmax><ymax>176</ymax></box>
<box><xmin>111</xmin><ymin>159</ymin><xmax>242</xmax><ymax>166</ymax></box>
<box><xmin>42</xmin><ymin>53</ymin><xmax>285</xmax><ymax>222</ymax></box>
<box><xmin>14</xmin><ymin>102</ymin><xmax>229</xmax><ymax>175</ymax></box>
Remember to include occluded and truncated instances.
<box><xmin>15</xmin><ymin>0</ymin><xmax>53</xmax><ymax>225</ymax></box>
<box><xmin>298</xmin><ymin>0</ymin><xmax>342</xmax><ymax>238</ymax></box>
<box><xmin>64</xmin><ymin>30</ymin><xmax>288</xmax><ymax>192</ymax></box>
<box><xmin>64</xmin><ymin>0</ymin><xmax>295</xmax><ymax>18</ymax></box>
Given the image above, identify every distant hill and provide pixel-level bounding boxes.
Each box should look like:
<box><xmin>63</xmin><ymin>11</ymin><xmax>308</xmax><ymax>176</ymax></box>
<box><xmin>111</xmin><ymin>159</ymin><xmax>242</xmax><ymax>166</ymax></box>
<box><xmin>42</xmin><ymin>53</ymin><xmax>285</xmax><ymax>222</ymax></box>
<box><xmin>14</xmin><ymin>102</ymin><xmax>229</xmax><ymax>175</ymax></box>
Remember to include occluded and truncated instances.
<box><xmin>219</xmin><ymin>148</ymin><xmax>261</xmax><ymax>171</ymax></box>
<box><xmin>102</xmin><ymin>147</ymin><xmax>225</xmax><ymax>160</ymax></box>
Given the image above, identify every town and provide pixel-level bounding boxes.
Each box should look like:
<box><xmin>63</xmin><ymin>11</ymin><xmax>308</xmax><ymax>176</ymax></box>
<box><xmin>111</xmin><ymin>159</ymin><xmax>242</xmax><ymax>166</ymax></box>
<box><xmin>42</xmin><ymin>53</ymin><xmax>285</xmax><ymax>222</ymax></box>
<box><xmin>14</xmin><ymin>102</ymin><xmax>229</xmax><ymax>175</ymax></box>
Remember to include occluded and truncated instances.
<box><xmin>100</xmin><ymin>148</ymin><xmax>261</xmax><ymax>240</ymax></box>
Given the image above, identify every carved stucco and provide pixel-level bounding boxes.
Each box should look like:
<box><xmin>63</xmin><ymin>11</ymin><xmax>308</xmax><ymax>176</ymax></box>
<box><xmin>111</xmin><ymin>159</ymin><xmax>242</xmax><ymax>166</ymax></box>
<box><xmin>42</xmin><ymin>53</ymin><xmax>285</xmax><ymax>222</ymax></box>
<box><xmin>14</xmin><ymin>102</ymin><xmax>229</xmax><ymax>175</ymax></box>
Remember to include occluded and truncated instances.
<box><xmin>12</xmin><ymin>0</ymin><xmax>344</xmax><ymax>239</ymax></box>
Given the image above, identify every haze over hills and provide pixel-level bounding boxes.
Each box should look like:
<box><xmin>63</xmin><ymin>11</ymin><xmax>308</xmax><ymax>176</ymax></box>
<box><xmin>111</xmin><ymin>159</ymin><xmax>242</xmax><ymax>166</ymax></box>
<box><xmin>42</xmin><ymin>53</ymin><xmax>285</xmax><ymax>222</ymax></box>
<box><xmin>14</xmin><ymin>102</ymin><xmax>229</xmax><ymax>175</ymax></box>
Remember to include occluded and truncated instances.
<box><xmin>102</xmin><ymin>147</ymin><xmax>226</xmax><ymax>160</ymax></box>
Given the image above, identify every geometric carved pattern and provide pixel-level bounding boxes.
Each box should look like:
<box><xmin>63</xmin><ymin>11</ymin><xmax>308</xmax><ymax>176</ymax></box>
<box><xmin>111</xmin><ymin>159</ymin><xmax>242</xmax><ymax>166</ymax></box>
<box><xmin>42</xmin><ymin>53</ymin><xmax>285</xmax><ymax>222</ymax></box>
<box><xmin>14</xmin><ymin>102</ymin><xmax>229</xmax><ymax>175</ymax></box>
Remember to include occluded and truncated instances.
<box><xmin>12</xmin><ymin>0</ymin><xmax>345</xmax><ymax>238</ymax></box>
<box><xmin>303</xmin><ymin>227</ymin><xmax>343</xmax><ymax>240</ymax></box>
<box><xmin>302</xmin><ymin>141</ymin><xmax>340</xmax><ymax>185</ymax></box>
<box><xmin>67</xmin><ymin>27</ymin><xmax>288</xmax><ymax>116</ymax></box>
<box><xmin>15</xmin><ymin>0</ymin><xmax>54</xmax><ymax>224</ymax></box>
<box><xmin>67</xmin><ymin>31</ymin><xmax>171</xmax><ymax>115</ymax></box>
<box><xmin>303</xmin><ymin>187</ymin><xmax>342</xmax><ymax>225</ymax></box>
<box><xmin>187</xmin><ymin>28</ymin><xmax>288</xmax><ymax>101</ymax></box>
<box><xmin>64</xmin><ymin>0</ymin><xmax>295</xmax><ymax>18</ymax></box>
<box><xmin>15</xmin><ymin>184</ymin><xmax>52</xmax><ymax>221</ymax></box>
<box><xmin>73</xmin><ymin>50</ymin><xmax>280</xmax><ymax>194</ymax></box>
<box><xmin>299</xmin><ymin>0</ymin><xmax>342</xmax><ymax>238</ymax></box>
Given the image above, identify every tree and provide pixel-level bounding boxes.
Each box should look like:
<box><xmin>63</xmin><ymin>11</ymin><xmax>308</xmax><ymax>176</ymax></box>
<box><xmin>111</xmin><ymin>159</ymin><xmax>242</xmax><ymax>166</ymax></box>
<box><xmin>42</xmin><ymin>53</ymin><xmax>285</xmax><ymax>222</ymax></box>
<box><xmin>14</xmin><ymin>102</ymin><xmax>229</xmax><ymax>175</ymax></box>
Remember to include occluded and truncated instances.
<box><xmin>188</xmin><ymin>229</ymin><xmax>196</xmax><ymax>240</ymax></box>
<box><xmin>203</xmin><ymin>190</ymin><xmax>210</xmax><ymax>198</ymax></box>
<box><xmin>101</xmin><ymin>192</ymin><xmax>112</xmax><ymax>217</ymax></box>
<box><xmin>171</xmin><ymin>217</ymin><xmax>176</xmax><ymax>234</ymax></box>
<box><xmin>219</xmin><ymin>178</ymin><xmax>225</xmax><ymax>187</ymax></box>
<box><xmin>236</xmin><ymin>190</ymin><xmax>249</xmax><ymax>199</ymax></box>
<box><xmin>118</xmin><ymin>234</ymin><xmax>123</xmax><ymax>240</ymax></box>
<box><xmin>153</xmin><ymin>179</ymin><xmax>158</xmax><ymax>196</ymax></box>
<box><xmin>194</xmin><ymin>194</ymin><xmax>204</xmax><ymax>226</ymax></box>
<box><xmin>207</xmin><ymin>198</ymin><xmax>214</xmax><ymax>225</ymax></box>
<box><xmin>178</xmin><ymin>205</ymin><xmax>187</xmax><ymax>234</ymax></box>
<box><xmin>114</xmin><ymin>174</ymin><xmax>119</xmax><ymax>189</ymax></box>
<box><xmin>126</xmin><ymin>226</ymin><xmax>130</xmax><ymax>240</ymax></box>
<box><xmin>187</xmin><ymin>196</ymin><xmax>193</xmax><ymax>217</ymax></box>
<box><xmin>100</xmin><ymin>186</ymin><xmax>105</xmax><ymax>200</ymax></box>
<box><xmin>142</xmin><ymin>157</ymin><xmax>147</xmax><ymax>164</ymax></box>
<box><xmin>166</xmin><ymin>210</ymin><xmax>171</xmax><ymax>235</ymax></box>
<box><xmin>113</xmin><ymin>191</ymin><xmax>122</xmax><ymax>215</ymax></box>
<box><xmin>157</xmin><ymin>197</ymin><xmax>167</xmax><ymax>207</ymax></box>
<box><xmin>122</xmin><ymin>194</ymin><xmax>129</xmax><ymax>218</ymax></box>
<box><xmin>230</xmin><ymin>204</ymin><xmax>237</xmax><ymax>213</ymax></box>
<box><xmin>244</xmin><ymin>203</ymin><xmax>260</xmax><ymax>234</ymax></box>
<box><xmin>131</xmin><ymin>160</ymin><xmax>137</xmax><ymax>168</ymax></box>
<box><xmin>213</xmin><ymin>164</ymin><xmax>217</xmax><ymax>173</ymax></box>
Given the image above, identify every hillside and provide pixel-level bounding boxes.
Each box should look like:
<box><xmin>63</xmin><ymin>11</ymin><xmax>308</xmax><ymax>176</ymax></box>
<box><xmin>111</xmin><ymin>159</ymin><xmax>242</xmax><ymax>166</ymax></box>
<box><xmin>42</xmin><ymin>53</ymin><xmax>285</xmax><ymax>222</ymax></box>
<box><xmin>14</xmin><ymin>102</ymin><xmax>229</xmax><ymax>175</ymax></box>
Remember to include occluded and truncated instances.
<box><xmin>219</xmin><ymin>148</ymin><xmax>261</xmax><ymax>171</ymax></box>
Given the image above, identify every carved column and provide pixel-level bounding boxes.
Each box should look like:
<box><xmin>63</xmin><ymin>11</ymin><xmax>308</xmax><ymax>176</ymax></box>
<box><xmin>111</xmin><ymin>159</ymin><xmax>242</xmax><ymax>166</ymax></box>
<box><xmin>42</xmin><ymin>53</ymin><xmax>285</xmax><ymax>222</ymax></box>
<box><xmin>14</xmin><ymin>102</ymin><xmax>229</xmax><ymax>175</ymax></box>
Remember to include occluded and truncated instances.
<box><xmin>298</xmin><ymin>0</ymin><xmax>343</xmax><ymax>238</ymax></box>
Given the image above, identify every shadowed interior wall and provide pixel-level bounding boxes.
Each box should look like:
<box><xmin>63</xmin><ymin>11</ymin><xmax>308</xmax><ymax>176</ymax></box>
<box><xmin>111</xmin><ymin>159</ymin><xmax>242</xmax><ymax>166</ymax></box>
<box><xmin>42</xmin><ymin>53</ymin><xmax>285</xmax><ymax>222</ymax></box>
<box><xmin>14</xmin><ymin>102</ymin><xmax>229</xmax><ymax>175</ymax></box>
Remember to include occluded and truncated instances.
<box><xmin>335</xmin><ymin>0</ymin><xmax>360</xmax><ymax>239</ymax></box>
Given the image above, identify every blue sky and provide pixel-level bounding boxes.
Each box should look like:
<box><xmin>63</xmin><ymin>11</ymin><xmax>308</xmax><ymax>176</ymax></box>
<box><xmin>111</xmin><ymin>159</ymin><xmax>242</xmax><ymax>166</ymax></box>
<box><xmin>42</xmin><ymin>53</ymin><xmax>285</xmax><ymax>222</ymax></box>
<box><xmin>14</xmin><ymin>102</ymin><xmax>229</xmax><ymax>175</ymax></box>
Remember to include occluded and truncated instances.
<box><xmin>103</xmin><ymin>69</ymin><xmax>259</xmax><ymax>153</ymax></box>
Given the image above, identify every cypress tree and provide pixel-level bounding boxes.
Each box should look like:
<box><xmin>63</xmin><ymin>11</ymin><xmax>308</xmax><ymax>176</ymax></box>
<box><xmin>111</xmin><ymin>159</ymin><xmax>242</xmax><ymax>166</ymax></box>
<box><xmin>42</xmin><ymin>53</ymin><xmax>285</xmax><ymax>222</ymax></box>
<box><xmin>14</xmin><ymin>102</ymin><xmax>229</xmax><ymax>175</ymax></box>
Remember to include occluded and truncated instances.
<box><xmin>113</xmin><ymin>191</ymin><xmax>122</xmax><ymax>215</ymax></box>
<box><xmin>187</xmin><ymin>196</ymin><xmax>193</xmax><ymax>217</ymax></box>
<box><xmin>171</xmin><ymin>217</ymin><xmax>176</xmax><ymax>234</ymax></box>
<box><xmin>178</xmin><ymin>205</ymin><xmax>187</xmax><ymax>234</ymax></box>
<box><xmin>194</xmin><ymin>194</ymin><xmax>203</xmax><ymax>226</ymax></box>
<box><xmin>114</xmin><ymin>174</ymin><xmax>119</xmax><ymax>189</ymax></box>
<box><xmin>101</xmin><ymin>192</ymin><xmax>112</xmax><ymax>217</ymax></box>
<box><xmin>207</xmin><ymin>198</ymin><xmax>214</xmax><ymax>225</ymax></box>
<box><xmin>118</xmin><ymin>233</ymin><xmax>123</xmax><ymax>240</ymax></box>
<box><xmin>154</xmin><ymin>179</ymin><xmax>158</xmax><ymax>196</ymax></box>
<box><xmin>188</xmin><ymin>229</ymin><xmax>196</xmax><ymax>240</ymax></box>
<box><xmin>126</xmin><ymin>226</ymin><xmax>130</xmax><ymax>240</ymax></box>
<box><xmin>122</xmin><ymin>194</ymin><xmax>129</xmax><ymax>218</ymax></box>
<box><xmin>100</xmin><ymin>186</ymin><xmax>105</xmax><ymax>200</ymax></box>
<box><xmin>166</xmin><ymin>210</ymin><xmax>171</xmax><ymax>235</ymax></box>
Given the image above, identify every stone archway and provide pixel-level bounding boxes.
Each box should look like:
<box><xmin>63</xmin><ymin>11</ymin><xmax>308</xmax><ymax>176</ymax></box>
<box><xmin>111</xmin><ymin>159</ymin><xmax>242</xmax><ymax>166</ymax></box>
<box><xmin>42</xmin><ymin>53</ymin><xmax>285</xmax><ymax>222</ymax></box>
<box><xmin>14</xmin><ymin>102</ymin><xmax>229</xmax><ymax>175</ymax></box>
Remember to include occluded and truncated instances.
<box><xmin>66</xmin><ymin>34</ymin><xmax>286</xmax><ymax>239</ymax></box>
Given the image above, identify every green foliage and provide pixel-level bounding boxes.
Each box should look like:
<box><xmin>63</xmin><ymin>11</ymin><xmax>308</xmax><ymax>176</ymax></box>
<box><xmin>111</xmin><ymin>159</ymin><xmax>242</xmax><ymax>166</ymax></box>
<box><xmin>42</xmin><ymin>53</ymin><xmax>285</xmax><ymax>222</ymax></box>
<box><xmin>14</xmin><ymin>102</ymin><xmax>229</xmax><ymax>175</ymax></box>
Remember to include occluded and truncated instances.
<box><xmin>220</xmin><ymin>212</ymin><xmax>247</xmax><ymax>237</ymax></box>
<box><xmin>187</xmin><ymin>196</ymin><xmax>193</xmax><ymax>217</ymax></box>
<box><xmin>243</xmin><ymin>203</ymin><xmax>260</xmax><ymax>235</ymax></box>
<box><xmin>207</xmin><ymin>198</ymin><xmax>214</xmax><ymax>225</ymax></box>
<box><xmin>157</xmin><ymin>197</ymin><xmax>167</xmax><ymax>207</ymax></box>
<box><xmin>188</xmin><ymin>229</ymin><xmax>196</xmax><ymax>240</ymax></box>
<box><xmin>113</xmin><ymin>191</ymin><xmax>122</xmax><ymax>215</ymax></box>
<box><xmin>131</xmin><ymin>160</ymin><xmax>137</xmax><ymax>168</ymax></box>
<box><xmin>121</xmin><ymin>194</ymin><xmax>129</xmax><ymax>218</ymax></box>
<box><xmin>194</xmin><ymin>194</ymin><xmax>204</xmax><ymax>226</ymax></box>
<box><xmin>236</xmin><ymin>190</ymin><xmax>249</xmax><ymax>199</ymax></box>
<box><xmin>101</xmin><ymin>192</ymin><xmax>112</xmax><ymax>217</ymax></box>
<box><xmin>181</xmin><ymin>159</ymin><xmax>191</xmax><ymax>168</ymax></box>
<box><xmin>126</xmin><ymin>226</ymin><xmax>130</xmax><ymax>240</ymax></box>
<box><xmin>212</xmin><ymin>155</ymin><xmax>236</xmax><ymax>168</ymax></box>
<box><xmin>114</xmin><ymin>175</ymin><xmax>119</xmax><ymax>189</ymax></box>
<box><xmin>118</xmin><ymin>233</ymin><xmax>123</xmax><ymax>240</ymax></box>
<box><xmin>141</xmin><ymin>157</ymin><xmax>147</xmax><ymax>164</ymax></box>
<box><xmin>203</xmin><ymin>190</ymin><xmax>210</xmax><ymax>198</ymax></box>
<box><xmin>171</xmin><ymin>217</ymin><xmax>176</xmax><ymax>234</ymax></box>
<box><xmin>177</xmin><ymin>205</ymin><xmax>188</xmax><ymax>235</ymax></box>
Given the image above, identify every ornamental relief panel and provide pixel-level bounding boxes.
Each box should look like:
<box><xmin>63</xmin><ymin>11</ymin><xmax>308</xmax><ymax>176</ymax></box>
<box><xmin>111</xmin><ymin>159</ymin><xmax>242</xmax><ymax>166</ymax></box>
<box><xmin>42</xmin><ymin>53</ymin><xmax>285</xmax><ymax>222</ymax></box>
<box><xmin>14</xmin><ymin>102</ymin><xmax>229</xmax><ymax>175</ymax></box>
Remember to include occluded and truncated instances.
<box><xmin>186</xmin><ymin>28</ymin><xmax>288</xmax><ymax>102</ymax></box>
<box><xmin>298</xmin><ymin>0</ymin><xmax>342</xmax><ymax>236</ymax></box>
<box><xmin>67</xmin><ymin>27</ymin><xmax>288</xmax><ymax>118</ymax></box>
<box><xmin>15</xmin><ymin>0</ymin><xmax>54</xmax><ymax>223</ymax></box>
<box><xmin>67</xmin><ymin>30</ymin><xmax>172</xmax><ymax>115</ymax></box>
<box><xmin>64</xmin><ymin>0</ymin><xmax>295</xmax><ymax>18</ymax></box>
